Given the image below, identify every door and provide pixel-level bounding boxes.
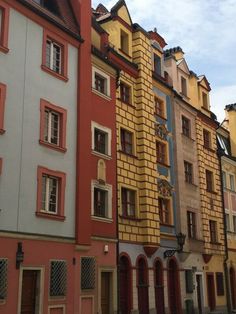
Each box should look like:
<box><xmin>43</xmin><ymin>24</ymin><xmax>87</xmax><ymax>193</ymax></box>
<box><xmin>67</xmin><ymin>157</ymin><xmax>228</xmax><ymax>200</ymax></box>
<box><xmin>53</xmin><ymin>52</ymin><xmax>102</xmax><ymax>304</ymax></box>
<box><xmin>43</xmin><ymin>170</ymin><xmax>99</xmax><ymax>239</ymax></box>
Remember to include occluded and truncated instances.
<box><xmin>119</xmin><ymin>256</ymin><xmax>131</xmax><ymax>314</ymax></box>
<box><xmin>21</xmin><ymin>270</ymin><xmax>38</xmax><ymax>314</ymax></box>
<box><xmin>155</xmin><ymin>260</ymin><xmax>165</xmax><ymax>314</ymax></box>
<box><xmin>206</xmin><ymin>273</ymin><xmax>216</xmax><ymax>311</ymax></box>
<box><xmin>168</xmin><ymin>259</ymin><xmax>181</xmax><ymax>314</ymax></box>
<box><xmin>196</xmin><ymin>275</ymin><xmax>203</xmax><ymax>314</ymax></box>
<box><xmin>230</xmin><ymin>267</ymin><xmax>236</xmax><ymax>309</ymax></box>
<box><xmin>137</xmin><ymin>258</ymin><xmax>149</xmax><ymax>314</ymax></box>
<box><xmin>101</xmin><ymin>272</ymin><xmax>110</xmax><ymax>314</ymax></box>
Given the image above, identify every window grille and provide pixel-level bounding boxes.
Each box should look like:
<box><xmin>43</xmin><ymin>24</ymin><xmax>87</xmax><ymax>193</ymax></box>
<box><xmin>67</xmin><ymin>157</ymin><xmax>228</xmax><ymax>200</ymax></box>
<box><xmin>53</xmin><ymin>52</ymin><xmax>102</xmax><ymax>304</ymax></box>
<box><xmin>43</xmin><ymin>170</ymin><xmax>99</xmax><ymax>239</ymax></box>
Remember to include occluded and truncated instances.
<box><xmin>50</xmin><ymin>260</ymin><xmax>67</xmax><ymax>297</ymax></box>
<box><xmin>0</xmin><ymin>259</ymin><xmax>8</xmax><ymax>300</ymax></box>
<box><xmin>81</xmin><ymin>257</ymin><xmax>96</xmax><ymax>290</ymax></box>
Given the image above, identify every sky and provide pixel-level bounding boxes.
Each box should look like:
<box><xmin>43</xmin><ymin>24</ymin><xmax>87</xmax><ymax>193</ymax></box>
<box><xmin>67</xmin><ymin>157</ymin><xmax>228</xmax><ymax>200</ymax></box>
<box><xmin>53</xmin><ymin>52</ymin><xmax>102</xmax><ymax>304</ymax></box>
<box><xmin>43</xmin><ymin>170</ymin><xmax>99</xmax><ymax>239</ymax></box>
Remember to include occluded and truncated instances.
<box><xmin>92</xmin><ymin>0</ymin><xmax>236</xmax><ymax>122</ymax></box>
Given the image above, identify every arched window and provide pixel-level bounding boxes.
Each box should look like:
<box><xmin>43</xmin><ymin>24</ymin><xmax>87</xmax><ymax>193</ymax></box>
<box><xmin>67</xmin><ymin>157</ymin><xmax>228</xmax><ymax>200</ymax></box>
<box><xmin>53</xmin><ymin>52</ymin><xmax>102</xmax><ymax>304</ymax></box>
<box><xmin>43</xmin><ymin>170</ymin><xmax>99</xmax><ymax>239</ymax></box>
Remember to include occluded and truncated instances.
<box><xmin>168</xmin><ymin>258</ymin><xmax>182</xmax><ymax>314</ymax></box>
<box><xmin>154</xmin><ymin>259</ymin><xmax>164</xmax><ymax>314</ymax></box>
<box><xmin>137</xmin><ymin>257</ymin><xmax>149</xmax><ymax>314</ymax></box>
<box><xmin>119</xmin><ymin>255</ymin><xmax>132</xmax><ymax>314</ymax></box>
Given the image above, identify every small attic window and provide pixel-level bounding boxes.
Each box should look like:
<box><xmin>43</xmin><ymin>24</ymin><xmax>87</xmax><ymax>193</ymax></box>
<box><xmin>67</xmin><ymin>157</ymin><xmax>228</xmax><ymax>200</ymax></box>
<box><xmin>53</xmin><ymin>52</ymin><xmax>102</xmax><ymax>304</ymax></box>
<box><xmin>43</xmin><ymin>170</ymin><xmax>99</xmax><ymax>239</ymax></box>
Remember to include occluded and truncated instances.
<box><xmin>154</xmin><ymin>54</ymin><xmax>161</xmax><ymax>76</ymax></box>
<box><xmin>120</xmin><ymin>30</ymin><xmax>129</xmax><ymax>55</ymax></box>
<box><xmin>33</xmin><ymin>0</ymin><xmax>60</xmax><ymax>17</ymax></box>
<box><xmin>181</xmin><ymin>77</ymin><xmax>187</xmax><ymax>96</ymax></box>
<box><xmin>202</xmin><ymin>92</ymin><xmax>208</xmax><ymax>109</ymax></box>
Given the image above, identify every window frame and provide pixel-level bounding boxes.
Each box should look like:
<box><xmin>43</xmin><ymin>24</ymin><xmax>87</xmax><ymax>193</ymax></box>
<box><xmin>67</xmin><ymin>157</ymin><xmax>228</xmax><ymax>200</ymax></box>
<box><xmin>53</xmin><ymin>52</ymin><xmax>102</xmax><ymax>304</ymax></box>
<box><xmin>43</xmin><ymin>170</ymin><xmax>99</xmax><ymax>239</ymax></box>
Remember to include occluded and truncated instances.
<box><xmin>39</xmin><ymin>99</ymin><xmax>67</xmax><ymax>152</ymax></box>
<box><xmin>0</xmin><ymin>1</ymin><xmax>9</xmax><ymax>54</ymax></box>
<box><xmin>91</xmin><ymin>180</ymin><xmax>112</xmax><ymax>220</ymax></box>
<box><xmin>158</xmin><ymin>197</ymin><xmax>171</xmax><ymax>225</ymax></box>
<box><xmin>121</xmin><ymin>187</ymin><xmax>136</xmax><ymax>218</ymax></box>
<box><xmin>202</xmin><ymin>91</ymin><xmax>208</xmax><ymax>110</ymax></box>
<box><xmin>36</xmin><ymin>166</ymin><xmax>66</xmax><ymax>221</ymax></box>
<box><xmin>206</xmin><ymin>169</ymin><xmax>214</xmax><ymax>192</ymax></box>
<box><xmin>203</xmin><ymin>129</ymin><xmax>211</xmax><ymax>149</ymax></box>
<box><xmin>42</xmin><ymin>29</ymin><xmax>68</xmax><ymax>81</ymax></box>
<box><xmin>0</xmin><ymin>82</ymin><xmax>6</xmax><ymax>134</ymax></box>
<box><xmin>120</xmin><ymin>128</ymin><xmax>134</xmax><ymax>156</ymax></box>
<box><xmin>181</xmin><ymin>76</ymin><xmax>187</xmax><ymax>96</ymax></box>
<box><xmin>229</xmin><ymin>174</ymin><xmax>235</xmax><ymax>191</ymax></box>
<box><xmin>92</xmin><ymin>66</ymin><xmax>110</xmax><ymax>98</ymax></box>
<box><xmin>120</xmin><ymin>29</ymin><xmax>129</xmax><ymax>55</ymax></box>
<box><xmin>182</xmin><ymin>115</ymin><xmax>191</xmax><ymax>138</ymax></box>
<box><xmin>184</xmin><ymin>160</ymin><xmax>193</xmax><ymax>184</ymax></box>
<box><xmin>153</xmin><ymin>53</ymin><xmax>162</xmax><ymax>76</ymax></box>
<box><xmin>91</xmin><ymin>122</ymin><xmax>111</xmax><ymax>158</ymax></box>
<box><xmin>120</xmin><ymin>82</ymin><xmax>131</xmax><ymax>105</ymax></box>
<box><xmin>187</xmin><ymin>211</ymin><xmax>196</xmax><ymax>239</ymax></box>
<box><xmin>209</xmin><ymin>220</ymin><xmax>217</xmax><ymax>243</ymax></box>
<box><xmin>156</xmin><ymin>140</ymin><xmax>167</xmax><ymax>165</ymax></box>
<box><xmin>49</xmin><ymin>260</ymin><xmax>67</xmax><ymax>298</ymax></box>
<box><xmin>154</xmin><ymin>97</ymin><xmax>165</xmax><ymax>118</ymax></box>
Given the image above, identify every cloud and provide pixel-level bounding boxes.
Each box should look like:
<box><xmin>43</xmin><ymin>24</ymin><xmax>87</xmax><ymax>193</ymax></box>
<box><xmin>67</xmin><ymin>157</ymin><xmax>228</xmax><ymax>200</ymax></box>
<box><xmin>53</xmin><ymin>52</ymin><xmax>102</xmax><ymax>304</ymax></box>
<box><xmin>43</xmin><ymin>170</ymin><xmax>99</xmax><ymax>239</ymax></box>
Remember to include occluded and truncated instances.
<box><xmin>210</xmin><ymin>85</ymin><xmax>236</xmax><ymax>122</ymax></box>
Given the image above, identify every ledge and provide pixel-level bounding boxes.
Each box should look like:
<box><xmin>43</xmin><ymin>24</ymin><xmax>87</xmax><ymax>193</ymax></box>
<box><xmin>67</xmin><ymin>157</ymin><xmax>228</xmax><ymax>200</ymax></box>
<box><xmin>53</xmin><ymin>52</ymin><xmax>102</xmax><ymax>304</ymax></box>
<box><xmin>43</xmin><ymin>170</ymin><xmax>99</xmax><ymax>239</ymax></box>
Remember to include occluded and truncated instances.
<box><xmin>119</xmin><ymin>215</ymin><xmax>143</xmax><ymax>222</ymax></box>
<box><xmin>92</xmin><ymin>150</ymin><xmax>112</xmax><ymax>160</ymax></box>
<box><xmin>36</xmin><ymin>211</ymin><xmax>65</xmax><ymax>221</ymax></box>
<box><xmin>0</xmin><ymin>129</ymin><xmax>6</xmax><ymax>135</ymax></box>
<box><xmin>92</xmin><ymin>88</ymin><xmax>111</xmax><ymax>101</ymax></box>
<box><xmin>41</xmin><ymin>65</ymin><xmax>68</xmax><ymax>82</ymax></box>
<box><xmin>118</xmin><ymin>150</ymin><xmax>138</xmax><ymax>159</ymax></box>
<box><xmin>0</xmin><ymin>45</ymin><xmax>9</xmax><ymax>54</ymax></box>
<box><xmin>39</xmin><ymin>140</ymin><xmax>67</xmax><ymax>153</ymax></box>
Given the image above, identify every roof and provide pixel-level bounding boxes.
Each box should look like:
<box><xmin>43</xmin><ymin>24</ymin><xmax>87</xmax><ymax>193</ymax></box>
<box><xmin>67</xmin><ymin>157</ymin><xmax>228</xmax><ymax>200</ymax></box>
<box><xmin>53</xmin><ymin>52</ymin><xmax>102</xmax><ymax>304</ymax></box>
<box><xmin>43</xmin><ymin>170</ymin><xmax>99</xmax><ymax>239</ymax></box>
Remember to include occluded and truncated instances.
<box><xmin>18</xmin><ymin>0</ymin><xmax>81</xmax><ymax>40</ymax></box>
<box><xmin>225</xmin><ymin>103</ymin><xmax>236</xmax><ymax>111</ymax></box>
<box><xmin>197</xmin><ymin>75</ymin><xmax>211</xmax><ymax>91</ymax></box>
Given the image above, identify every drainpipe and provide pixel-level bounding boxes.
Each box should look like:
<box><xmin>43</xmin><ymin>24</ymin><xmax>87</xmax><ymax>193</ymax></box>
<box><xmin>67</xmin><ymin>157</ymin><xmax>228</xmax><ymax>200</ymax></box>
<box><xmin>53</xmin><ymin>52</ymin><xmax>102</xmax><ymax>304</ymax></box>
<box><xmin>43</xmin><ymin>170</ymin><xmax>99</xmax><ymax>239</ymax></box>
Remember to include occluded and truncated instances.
<box><xmin>217</xmin><ymin>147</ymin><xmax>231</xmax><ymax>314</ymax></box>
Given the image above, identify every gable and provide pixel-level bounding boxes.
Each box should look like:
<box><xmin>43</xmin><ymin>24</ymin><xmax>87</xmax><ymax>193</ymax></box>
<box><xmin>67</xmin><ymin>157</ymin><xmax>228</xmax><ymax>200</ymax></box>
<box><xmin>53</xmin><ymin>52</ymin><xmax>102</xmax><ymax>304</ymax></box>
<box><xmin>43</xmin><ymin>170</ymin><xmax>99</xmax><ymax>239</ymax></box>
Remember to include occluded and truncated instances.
<box><xmin>117</xmin><ymin>5</ymin><xmax>132</xmax><ymax>25</ymax></box>
<box><xmin>177</xmin><ymin>59</ymin><xmax>190</xmax><ymax>75</ymax></box>
<box><xmin>198</xmin><ymin>76</ymin><xmax>211</xmax><ymax>91</ymax></box>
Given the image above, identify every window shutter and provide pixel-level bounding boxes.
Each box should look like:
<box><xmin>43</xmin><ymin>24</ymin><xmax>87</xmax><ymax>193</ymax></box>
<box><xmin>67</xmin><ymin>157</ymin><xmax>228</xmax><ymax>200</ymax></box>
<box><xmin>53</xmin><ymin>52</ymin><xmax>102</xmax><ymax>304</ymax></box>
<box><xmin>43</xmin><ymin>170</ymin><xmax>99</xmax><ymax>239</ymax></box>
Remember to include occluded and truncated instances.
<box><xmin>185</xmin><ymin>269</ymin><xmax>194</xmax><ymax>293</ymax></box>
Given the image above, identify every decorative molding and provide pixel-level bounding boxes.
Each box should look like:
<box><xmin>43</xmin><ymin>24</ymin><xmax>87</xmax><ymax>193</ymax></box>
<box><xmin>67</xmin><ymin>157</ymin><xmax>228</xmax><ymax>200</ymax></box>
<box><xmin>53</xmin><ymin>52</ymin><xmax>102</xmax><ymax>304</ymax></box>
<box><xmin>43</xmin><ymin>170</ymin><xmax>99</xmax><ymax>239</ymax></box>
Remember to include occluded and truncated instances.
<box><xmin>157</xmin><ymin>179</ymin><xmax>173</xmax><ymax>197</ymax></box>
<box><xmin>155</xmin><ymin>123</ymin><xmax>168</xmax><ymax>140</ymax></box>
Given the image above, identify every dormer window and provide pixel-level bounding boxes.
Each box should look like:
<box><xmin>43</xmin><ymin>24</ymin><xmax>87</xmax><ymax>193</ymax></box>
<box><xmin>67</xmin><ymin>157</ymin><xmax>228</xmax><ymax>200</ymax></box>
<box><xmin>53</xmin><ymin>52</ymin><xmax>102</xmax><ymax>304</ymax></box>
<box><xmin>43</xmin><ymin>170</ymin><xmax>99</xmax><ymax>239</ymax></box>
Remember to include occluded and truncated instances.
<box><xmin>120</xmin><ymin>30</ymin><xmax>129</xmax><ymax>55</ymax></box>
<box><xmin>180</xmin><ymin>77</ymin><xmax>187</xmax><ymax>96</ymax></box>
<box><xmin>202</xmin><ymin>92</ymin><xmax>208</xmax><ymax>109</ymax></box>
<box><xmin>33</xmin><ymin>0</ymin><xmax>60</xmax><ymax>16</ymax></box>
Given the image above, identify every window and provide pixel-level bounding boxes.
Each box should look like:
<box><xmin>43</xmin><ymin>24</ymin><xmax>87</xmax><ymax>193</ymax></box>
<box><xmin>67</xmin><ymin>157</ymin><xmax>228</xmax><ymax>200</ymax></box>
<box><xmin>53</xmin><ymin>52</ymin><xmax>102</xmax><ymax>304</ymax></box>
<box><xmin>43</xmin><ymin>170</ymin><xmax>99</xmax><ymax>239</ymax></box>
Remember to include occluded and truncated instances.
<box><xmin>40</xmin><ymin>99</ymin><xmax>67</xmax><ymax>152</ymax></box>
<box><xmin>120</xmin><ymin>30</ymin><xmax>129</xmax><ymax>55</ymax></box>
<box><xmin>206</xmin><ymin>170</ymin><xmax>214</xmax><ymax>192</ymax></box>
<box><xmin>0</xmin><ymin>82</ymin><xmax>6</xmax><ymax>134</ymax></box>
<box><xmin>203</xmin><ymin>129</ymin><xmax>211</xmax><ymax>149</ymax></box>
<box><xmin>181</xmin><ymin>77</ymin><xmax>187</xmax><ymax>96</ymax></box>
<box><xmin>184</xmin><ymin>161</ymin><xmax>193</xmax><ymax>184</ymax></box>
<box><xmin>121</xmin><ymin>188</ymin><xmax>136</xmax><ymax>217</ymax></box>
<box><xmin>222</xmin><ymin>171</ymin><xmax>226</xmax><ymax>189</ymax></box>
<box><xmin>187</xmin><ymin>211</ymin><xmax>196</xmax><ymax>239</ymax></box>
<box><xmin>182</xmin><ymin>116</ymin><xmax>190</xmax><ymax>137</ymax></box>
<box><xmin>94</xmin><ymin>188</ymin><xmax>107</xmax><ymax>218</ymax></box>
<box><xmin>226</xmin><ymin>214</ymin><xmax>230</xmax><ymax>231</ymax></box>
<box><xmin>120</xmin><ymin>82</ymin><xmax>131</xmax><ymax>104</ymax></box>
<box><xmin>159</xmin><ymin>197</ymin><xmax>170</xmax><ymax>224</ymax></box>
<box><xmin>154</xmin><ymin>54</ymin><xmax>161</xmax><ymax>75</ymax></box>
<box><xmin>209</xmin><ymin>220</ymin><xmax>217</xmax><ymax>243</ymax></box>
<box><xmin>0</xmin><ymin>1</ymin><xmax>9</xmax><ymax>53</ymax></box>
<box><xmin>50</xmin><ymin>260</ymin><xmax>67</xmax><ymax>297</ymax></box>
<box><xmin>42</xmin><ymin>29</ymin><xmax>68</xmax><ymax>81</ymax></box>
<box><xmin>0</xmin><ymin>259</ymin><xmax>7</xmax><ymax>300</ymax></box>
<box><xmin>120</xmin><ymin>128</ymin><xmax>133</xmax><ymax>155</ymax></box>
<box><xmin>216</xmin><ymin>272</ymin><xmax>224</xmax><ymax>296</ymax></box>
<box><xmin>92</xmin><ymin>67</ymin><xmax>110</xmax><ymax>97</ymax></box>
<box><xmin>91</xmin><ymin>122</ymin><xmax>111</xmax><ymax>157</ymax></box>
<box><xmin>230</xmin><ymin>174</ymin><xmax>235</xmax><ymax>191</ymax></box>
<box><xmin>37</xmin><ymin>166</ymin><xmax>66</xmax><ymax>220</ymax></box>
<box><xmin>156</xmin><ymin>141</ymin><xmax>167</xmax><ymax>164</ymax></box>
<box><xmin>81</xmin><ymin>257</ymin><xmax>96</xmax><ymax>290</ymax></box>
<box><xmin>233</xmin><ymin>216</ymin><xmax>236</xmax><ymax>233</ymax></box>
<box><xmin>202</xmin><ymin>92</ymin><xmax>208</xmax><ymax>109</ymax></box>
<box><xmin>154</xmin><ymin>97</ymin><xmax>164</xmax><ymax>117</ymax></box>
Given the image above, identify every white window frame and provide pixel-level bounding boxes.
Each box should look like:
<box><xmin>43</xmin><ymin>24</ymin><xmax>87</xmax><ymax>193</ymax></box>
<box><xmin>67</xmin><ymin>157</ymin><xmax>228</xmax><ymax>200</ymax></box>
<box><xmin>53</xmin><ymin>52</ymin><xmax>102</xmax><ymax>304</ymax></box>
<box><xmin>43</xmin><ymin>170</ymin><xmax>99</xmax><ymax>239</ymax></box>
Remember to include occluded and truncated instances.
<box><xmin>91</xmin><ymin>122</ymin><xmax>112</xmax><ymax>158</ymax></box>
<box><xmin>46</xmin><ymin>39</ymin><xmax>62</xmax><ymax>74</ymax></box>
<box><xmin>91</xmin><ymin>180</ymin><xmax>112</xmax><ymax>221</ymax></box>
<box><xmin>42</xmin><ymin>174</ymin><xmax>59</xmax><ymax>214</ymax></box>
<box><xmin>229</xmin><ymin>174</ymin><xmax>235</xmax><ymax>191</ymax></box>
<box><xmin>44</xmin><ymin>109</ymin><xmax>60</xmax><ymax>145</ymax></box>
<box><xmin>92</xmin><ymin>66</ymin><xmax>110</xmax><ymax>98</ymax></box>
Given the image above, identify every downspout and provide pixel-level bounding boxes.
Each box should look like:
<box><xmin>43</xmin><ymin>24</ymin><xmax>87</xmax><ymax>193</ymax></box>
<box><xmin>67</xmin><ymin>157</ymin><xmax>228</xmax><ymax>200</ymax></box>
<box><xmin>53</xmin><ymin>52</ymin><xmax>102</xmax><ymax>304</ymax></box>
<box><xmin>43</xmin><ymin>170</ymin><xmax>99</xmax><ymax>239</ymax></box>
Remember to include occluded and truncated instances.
<box><xmin>217</xmin><ymin>147</ymin><xmax>231</xmax><ymax>314</ymax></box>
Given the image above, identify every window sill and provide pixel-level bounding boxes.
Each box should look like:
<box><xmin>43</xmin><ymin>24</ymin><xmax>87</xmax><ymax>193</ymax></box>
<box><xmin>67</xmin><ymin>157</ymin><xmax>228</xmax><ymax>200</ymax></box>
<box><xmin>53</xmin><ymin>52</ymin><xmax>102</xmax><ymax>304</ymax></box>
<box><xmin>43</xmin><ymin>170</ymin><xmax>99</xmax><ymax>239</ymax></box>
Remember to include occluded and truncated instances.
<box><xmin>181</xmin><ymin>133</ymin><xmax>195</xmax><ymax>141</ymax></box>
<box><xmin>36</xmin><ymin>211</ymin><xmax>65</xmax><ymax>221</ymax></box>
<box><xmin>180</xmin><ymin>92</ymin><xmax>190</xmax><ymax>100</ymax></box>
<box><xmin>118</xmin><ymin>98</ymin><xmax>135</xmax><ymax>108</ymax></box>
<box><xmin>119</xmin><ymin>150</ymin><xmax>137</xmax><ymax>159</ymax></box>
<box><xmin>209</xmin><ymin>241</ymin><xmax>221</xmax><ymax>245</ymax></box>
<box><xmin>206</xmin><ymin>189</ymin><xmax>218</xmax><ymax>195</ymax></box>
<box><xmin>39</xmin><ymin>140</ymin><xmax>67</xmax><ymax>153</ymax></box>
<box><xmin>92</xmin><ymin>216</ymin><xmax>113</xmax><ymax>223</ymax></box>
<box><xmin>155</xmin><ymin>113</ymin><xmax>167</xmax><ymax>121</ymax></box>
<box><xmin>118</xmin><ymin>48</ymin><xmax>132</xmax><ymax>59</ymax></box>
<box><xmin>160</xmin><ymin>222</ymin><xmax>174</xmax><ymax>227</ymax></box>
<box><xmin>41</xmin><ymin>65</ymin><xmax>68</xmax><ymax>82</ymax></box>
<box><xmin>92</xmin><ymin>150</ymin><xmax>112</xmax><ymax>160</ymax></box>
<box><xmin>92</xmin><ymin>88</ymin><xmax>111</xmax><ymax>101</ymax></box>
<box><xmin>203</xmin><ymin>145</ymin><xmax>215</xmax><ymax>153</ymax></box>
<box><xmin>157</xmin><ymin>161</ymin><xmax>170</xmax><ymax>168</ymax></box>
<box><xmin>201</xmin><ymin>106</ymin><xmax>211</xmax><ymax>113</ymax></box>
<box><xmin>0</xmin><ymin>45</ymin><xmax>9</xmax><ymax>54</ymax></box>
<box><xmin>0</xmin><ymin>299</ymin><xmax>6</xmax><ymax>305</ymax></box>
<box><xmin>0</xmin><ymin>128</ymin><xmax>6</xmax><ymax>135</ymax></box>
<box><xmin>185</xmin><ymin>181</ymin><xmax>198</xmax><ymax>188</ymax></box>
<box><xmin>119</xmin><ymin>214</ymin><xmax>143</xmax><ymax>221</ymax></box>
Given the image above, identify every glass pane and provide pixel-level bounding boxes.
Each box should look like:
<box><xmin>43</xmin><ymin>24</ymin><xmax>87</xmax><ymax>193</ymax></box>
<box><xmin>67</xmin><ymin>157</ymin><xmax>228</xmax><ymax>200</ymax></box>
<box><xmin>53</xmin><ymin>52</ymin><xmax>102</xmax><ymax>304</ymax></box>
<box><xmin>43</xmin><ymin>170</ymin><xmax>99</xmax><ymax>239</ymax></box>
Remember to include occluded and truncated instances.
<box><xmin>51</xmin><ymin>112</ymin><xmax>59</xmax><ymax>145</ymax></box>
<box><xmin>48</xmin><ymin>177</ymin><xmax>58</xmax><ymax>213</ymax></box>
<box><xmin>41</xmin><ymin>175</ymin><xmax>47</xmax><ymax>210</ymax></box>
<box><xmin>46</xmin><ymin>40</ymin><xmax>51</xmax><ymax>68</ymax></box>
<box><xmin>44</xmin><ymin>109</ymin><xmax>49</xmax><ymax>142</ymax></box>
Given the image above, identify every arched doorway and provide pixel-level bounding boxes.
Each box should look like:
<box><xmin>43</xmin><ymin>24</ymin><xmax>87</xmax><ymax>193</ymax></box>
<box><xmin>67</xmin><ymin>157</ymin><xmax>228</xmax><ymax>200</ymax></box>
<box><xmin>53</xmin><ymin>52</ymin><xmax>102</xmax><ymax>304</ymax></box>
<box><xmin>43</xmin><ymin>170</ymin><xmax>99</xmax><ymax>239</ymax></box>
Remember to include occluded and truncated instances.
<box><xmin>230</xmin><ymin>267</ymin><xmax>236</xmax><ymax>309</ymax></box>
<box><xmin>137</xmin><ymin>257</ymin><xmax>149</xmax><ymax>314</ymax></box>
<box><xmin>119</xmin><ymin>255</ymin><xmax>131</xmax><ymax>314</ymax></box>
<box><xmin>168</xmin><ymin>258</ymin><xmax>181</xmax><ymax>314</ymax></box>
<box><xmin>154</xmin><ymin>259</ymin><xmax>165</xmax><ymax>314</ymax></box>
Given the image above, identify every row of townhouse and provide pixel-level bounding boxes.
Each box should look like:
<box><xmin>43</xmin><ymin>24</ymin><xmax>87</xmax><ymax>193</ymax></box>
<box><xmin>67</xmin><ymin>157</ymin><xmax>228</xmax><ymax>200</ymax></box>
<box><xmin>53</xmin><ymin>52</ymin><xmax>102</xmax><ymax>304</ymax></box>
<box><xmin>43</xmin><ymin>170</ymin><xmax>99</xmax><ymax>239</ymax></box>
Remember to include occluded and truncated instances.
<box><xmin>0</xmin><ymin>0</ymin><xmax>236</xmax><ymax>313</ymax></box>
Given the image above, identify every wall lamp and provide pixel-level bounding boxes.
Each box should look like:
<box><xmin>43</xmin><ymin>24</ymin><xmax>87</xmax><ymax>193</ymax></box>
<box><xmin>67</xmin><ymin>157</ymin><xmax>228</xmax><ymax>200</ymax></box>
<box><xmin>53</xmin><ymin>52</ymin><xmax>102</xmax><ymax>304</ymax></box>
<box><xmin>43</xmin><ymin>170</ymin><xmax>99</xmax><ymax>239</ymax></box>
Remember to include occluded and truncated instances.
<box><xmin>16</xmin><ymin>242</ymin><xmax>24</xmax><ymax>269</ymax></box>
<box><xmin>164</xmin><ymin>232</ymin><xmax>186</xmax><ymax>259</ymax></box>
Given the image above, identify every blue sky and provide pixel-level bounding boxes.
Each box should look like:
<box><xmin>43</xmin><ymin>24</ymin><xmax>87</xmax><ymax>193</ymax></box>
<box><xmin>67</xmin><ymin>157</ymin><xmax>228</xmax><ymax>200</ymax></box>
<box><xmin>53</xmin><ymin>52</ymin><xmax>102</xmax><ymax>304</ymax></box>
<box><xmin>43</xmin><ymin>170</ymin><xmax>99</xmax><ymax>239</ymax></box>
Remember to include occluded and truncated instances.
<box><xmin>92</xmin><ymin>0</ymin><xmax>236</xmax><ymax>122</ymax></box>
